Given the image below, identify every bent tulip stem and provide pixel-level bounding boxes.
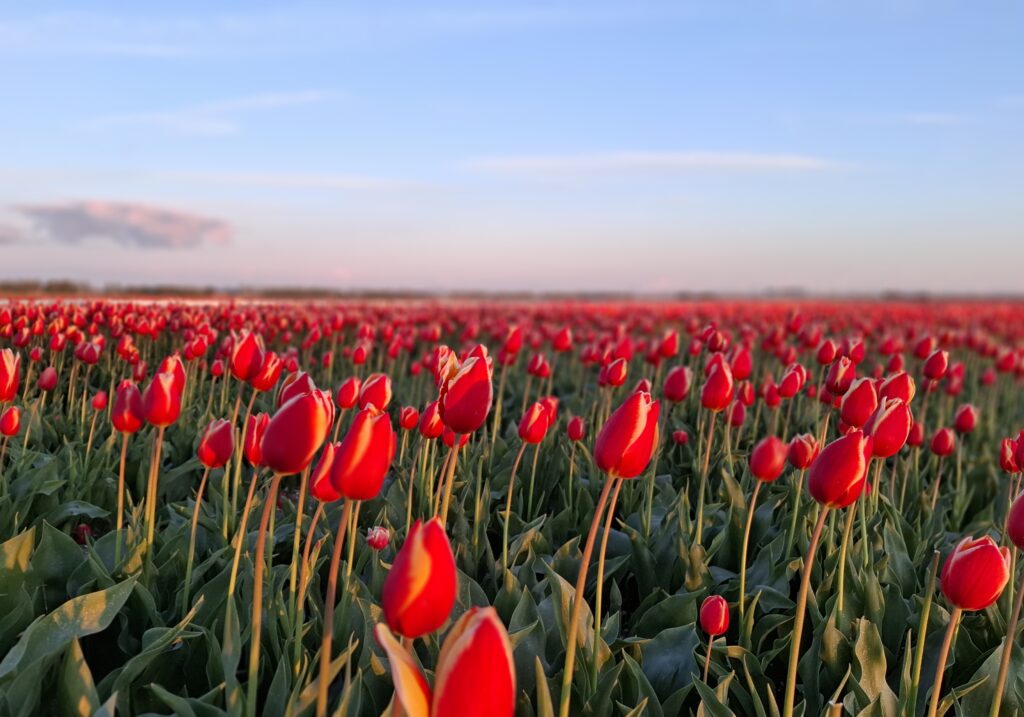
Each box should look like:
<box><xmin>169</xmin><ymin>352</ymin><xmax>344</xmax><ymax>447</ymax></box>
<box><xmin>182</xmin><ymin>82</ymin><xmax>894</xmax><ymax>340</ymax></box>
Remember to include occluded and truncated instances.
<box><xmin>558</xmin><ymin>476</ymin><xmax>616</xmax><ymax>717</ymax></box>
<box><xmin>783</xmin><ymin>506</ymin><xmax>830</xmax><ymax>717</ymax></box>
<box><xmin>501</xmin><ymin>442</ymin><xmax>529</xmax><ymax>578</ymax></box>
<box><xmin>738</xmin><ymin>480</ymin><xmax>763</xmax><ymax>630</ymax></box>
<box><xmin>591</xmin><ymin>476</ymin><xmax>624</xmax><ymax>690</ymax></box>
<box><xmin>695</xmin><ymin>411</ymin><xmax>718</xmax><ymax>546</ymax></box>
<box><xmin>182</xmin><ymin>466</ymin><xmax>210</xmax><ymax>615</ymax></box>
<box><xmin>703</xmin><ymin>634</ymin><xmax>715</xmax><ymax>684</ymax></box>
<box><xmin>246</xmin><ymin>471</ymin><xmax>283</xmax><ymax>717</ymax></box>
<box><xmin>438</xmin><ymin>437</ymin><xmax>462</xmax><ymax>528</ymax></box>
<box><xmin>927</xmin><ymin>607</ymin><xmax>962</xmax><ymax>717</ymax></box>
<box><xmin>836</xmin><ymin>502</ymin><xmax>856</xmax><ymax>614</ymax></box>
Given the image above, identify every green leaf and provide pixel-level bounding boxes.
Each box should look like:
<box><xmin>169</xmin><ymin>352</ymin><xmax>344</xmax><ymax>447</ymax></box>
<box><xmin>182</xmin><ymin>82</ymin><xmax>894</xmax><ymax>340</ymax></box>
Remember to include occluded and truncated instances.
<box><xmin>59</xmin><ymin>638</ymin><xmax>101</xmax><ymax>717</ymax></box>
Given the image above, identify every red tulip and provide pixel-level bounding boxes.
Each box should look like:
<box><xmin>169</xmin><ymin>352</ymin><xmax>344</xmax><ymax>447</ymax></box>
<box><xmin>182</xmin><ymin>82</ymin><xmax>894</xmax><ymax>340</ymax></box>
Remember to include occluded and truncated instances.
<box><xmin>278</xmin><ymin>371</ymin><xmax>317</xmax><ymax>408</ymax></box>
<box><xmin>230</xmin><ymin>330</ymin><xmax>264</xmax><ymax>381</ymax></box>
<box><xmin>0</xmin><ymin>406</ymin><xmax>21</xmax><ymax>437</ymax></box>
<box><xmin>111</xmin><ymin>381</ymin><xmax>144</xmax><ymax>434</ymax></box>
<box><xmin>930</xmin><ymin>428</ymin><xmax>955</xmax><ymax>457</ymax></box>
<box><xmin>367</xmin><ymin>526</ymin><xmax>391</xmax><ymax>551</ymax></box>
<box><xmin>840</xmin><ymin>378</ymin><xmax>878</xmax><ymax>428</ymax></box>
<box><xmin>244</xmin><ymin>412</ymin><xmax>270</xmax><ymax>466</ymax></box>
<box><xmin>142</xmin><ymin>371</ymin><xmax>182</xmax><ymax>427</ymax></box>
<box><xmin>1008</xmin><ymin>493</ymin><xmax>1024</xmax><ymax>548</ymax></box>
<box><xmin>788</xmin><ymin>433</ymin><xmax>819</xmax><ymax>470</ymax></box>
<box><xmin>808</xmin><ymin>430</ymin><xmax>872</xmax><ymax>508</ymax></box>
<box><xmin>518</xmin><ymin>402</ymin><xmax>550</xmax><ymax>444</ymax></box>
<box><xmin>699</xmin><ymin>595</ymin><xmax>729</xmax><ymax>636</ymax></box>
<box><xmin>816</xmin><ymin>339</ymin><xmax>838</xmax><ymax>365</ymax></box>
<box><xmin>249</xmin><ymin>351</ymin><xmax>283</xmax><ymax>392</ymax></box>
<box><xmin>262</xmin><ymin>390</ymin><xmax>333</xmax><ymax>475</ymax></box>
<box><xmin>309</xmin><ymin>443</ymin><xmax>341</xmax><ymax>502</ymax></box>
<box><xmin>663</xmin><ymin>366</ymin><xmax>693</xmax><ymax>403</ymax></box>
<box><xmin>336</xmin><ymin>376</ymin><xmax>362</xmax><ymax>410</ymax></box>
<box><xmin>879</xmin><ymin>371</ymin><xmax>916</xmax><ymax>404</ymax></box>
<box><xmin>37</xmin><ymin>366</ymin><xmax>58</xmax><ymax>392</ymax></box>
<box><xmin>0</xmin><ymin>349</ymin><xmax>20</xmax><ymax>402</ymax></box>
<box><xmin>953</xmin><ymin>404</ymin><xmax>978</xmax><ymax>434</ymax></box>
<box><xmin>198</xmin><ymin>419</ymin><xmax>234</xmax><ymax>469</ymax></box>
<box><xmin>567</xmin><ymin>416</ymin><xmax>586</xmax><ymax>442</ymax></box>
<box><xmin>91</xmin><ymin>391</ymin><xmax>108</xmax><ymax>411</ymax></box>
<box><xmin>399</xmin><ymin>406</ymin><xmax>420</xmax><ymax>431</ymax></box>
<box><xmin>700</xmin><ymin>362</ymin><xmax>734</xmax><ymax>412</ymax></box>
<box><xmin>604</xmin><ymin>357</ymin><xmax>628</xmax><ymax>387</ymax></box>
<box><xmin>381</xmin><ymin>517</ymin><xmax>457</xmax><ymax>638</ymax></box>
<box><xmin>749</xmin><ymin>436</ymin><xmax>787</xmax><ymax>482</ymax></box>
<box><xmin>438</xmin><ymin>352</ymin><xmax>492</xmax><ymax>435</ymax></box>
<box><xmin>418</xmin><ymin>401</ymin><xmax>444</xmax><ymax>439</ymax></box>
<box><xmin>940</xmin><ymin>536</ymin><xmax>1010</xmax><ymax>610</ymax></box>
<box><xmin>923</xmin><ymin>349</ymin><xmax>949</xmax><ymax>381</ymax></box>
<box><xmin>594</xmin><ymin>391</ymin><xmax>660</xmax><ymax>479</ymax></box>
<box><xmin>863</xmin><ymin>398</ymin><xmax>913</xmax><ymax>458</ymax></box>
<box><xmin>330</xmin><ymin>407</ymin><xmax>396</xmax><ymax>500</ymax></box>
<box><xmin>672</xmin><ymin>429</ymin><xmax>689</xmax><ymax>446</ymax></box>
<box><xmin>999</xmin><ymin>438</ymin><xmax>1019</xmax><ymax>474</ymax></box>
<box><xmin>375</xmin><ymin>606</ymin><xmax>515</xmax><ymax>717</ymax></box>
<box><xmin>359</xmin><ymin>372</ymin><xmax>393</xmax><ymax>411</ymax></box>
<box><xmin>825</xmin><ymin>356</ymin><xmax>855</xmax><ymax>396</ymax></box>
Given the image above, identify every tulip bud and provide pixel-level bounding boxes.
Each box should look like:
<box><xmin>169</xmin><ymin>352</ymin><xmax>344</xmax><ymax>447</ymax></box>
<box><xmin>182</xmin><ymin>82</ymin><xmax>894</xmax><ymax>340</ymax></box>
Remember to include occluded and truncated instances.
<box><xmin>700</xmin><ymin>362</ymin><xmax>734</xmax><ymax>412</ymax></box>
<box><xmin>953</xmin><ymin>404</ymin><xmax>978</xmax><ymax>434</ymax></box>
<box><xmin>825</xmin><ymin>356</ymin><xmax>855</xmax><ymax>396</ymax></box>
<box><xmin>930</xmin><ymin>428</ymin><xmax>955</xmax><ymax>457</ymax></box>
<box><xmin>940</xmin><ymin>536</ymin><xmax>1010</xmax><ymax>610</ymax></box>
<box><xmin>230</xmin><ymin>331</ymin><xmax>264</xmax><ymax>381</ymax></box>
<box><xmin>999</xmin><ymin>438</ymin><xmax>1019</xmax><ymax>474</ymax></box>
<box><xmin>91</xmin><ymin>390</ymin><xmax>108</xmax><ymax>411</ymax></box>
<box><xmin>1008</xmin><ymin>494</ymin><xmax>1024</xmax><ymax>548</ymax></box>
<box><xmin>907</xmin><ymin>421</ymin><xmax>925</xmax><ymax>447</ymax></box>
<box><xmin>309</xmin><ymin>443</ymin><xmax>341</xmax><ymax>502</ymax></box>
<box><xmin>399</xmin><ymin>406</ymin><xmax>420</xmax><ymax>431</ymax></box>
<box><xmin>567</xmin><ymin>415</ymin><xmax>585</xmax><ymax>442</ymax></box>
<box><xmin>662</xmin><ymin>365</ymin><xmax>693</xmax><ymax>403</ymax></box>
<box><xmin>840</xmin><ymin>378</ymin><xmax>878</xmax><ymax>429</ymax></box>
<box><xmin>438</xmin><ymin>352</ymin><xmax>492</xmax><ymax>435</ymax></box>
<box><xmin>699</xmin><ymin>595</ymin><xmax>729</xmax><ymax>636</ymax></box>
<box><xmin>879</xmin><ymin>371</ymin><xmax>916</xmax><ymax>404</ymax></box>
<box><xmin>808</xmin><ymin>430</ymin><xmax>872</xmax><ymax>508</ymax></box>
<box><xmin>262</xmin><ymin>390</ymin><xmax>332</xmax><ymax>475</ymax></box>
<box><xmin>923</xmin><ymin>349</ymin><xmax>949</xmax><ymax>381</ymax></box>
<box><xmin>518</xmin><ymin>402</ymin><xmax>550</xmax><ymax>444</ymax></box>
<box><xmin>367</xmin><ymin>526</ymin><xmax>390</xmax><ymax>551</ymax></box>
<box><xmin>359</xmin><ymin>372</ymin><xmax>393</xmax><ymax>411</ymax></box>
<box><xmin>0</xmin><ymin>406</ymin><xmax>21</xmax><ymax>437</ymax></box>
<box><xmin>418</xmin><ymin>401</ymin><xmax>444</xmax><ymax>439</ymax></box>
<box><xmin>863</xmin><ymin>398</ymin><xmax>913</xmax><ymax>458</ymax></box>
<box><xmin>749</xmin><ymin>435</ymin><xmax>787</xmax><ymax>482</ymax></box>
<box><xmin>37</xmin><ymin>366</ymin><xmax>58</xmax><ymax>392</ymax></box>
<box><xmin>330</xmin><ymin>407</ymin><xmax>396</xmax><ymax>500</ymax></box>
<box><xmin>0</xmin><ymin>349</ymin><xmax>20</xmax><ymax>403</ymax></box>
<box><xmin>111</xmin><ymin>380</ymin><xmax>144</xmax><ymax>434</ymax></box>
<box><xmin>594</xmin><ymin>391</ymin><xmax>660</xmax><ymax>479</ymax></box>
<box><xmin>198</xmin><ymin>418</ymin><xmax>234</xmax><ymax>469</ymax></box>
<box><xmin>142</xmin><ymin>371</ymin><xmax>182</xmax><ymax>427</ymax></box>
<box><xmin>788</xmin><ymin>433</ymin><xmax>819</xmax><ymax>470</ymax></box>
<box><xmin>672</xmin><ymin>429</ymin><xmax>689</xmax><ymax>446</ymax></box>
<box><xmin>336</xmin><ymin>376</ymin><xmax>362</xmax><ymax>410</ymax></box>
<box><xmin>381</xmin><ymin>517</ymin><xmax>457</xmax><ymax>638</ymax></box>
<box><xmin>244</xmin><ymin>412</ymin><xmax>270</xmax><ymax>466</ymax></box>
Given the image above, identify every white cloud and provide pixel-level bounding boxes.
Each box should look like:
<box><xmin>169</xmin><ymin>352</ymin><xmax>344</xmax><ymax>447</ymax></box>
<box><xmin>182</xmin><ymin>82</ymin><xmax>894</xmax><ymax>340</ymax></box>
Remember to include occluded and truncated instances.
<box><xmin>468</xmin><ymin>151</ymin><xmax>836</xmax><ymax>178</ymax></box>
<box><xmin>86</xmin><ymin>90</ymin><xmax>336</xmax><ymax>136</ymax></box>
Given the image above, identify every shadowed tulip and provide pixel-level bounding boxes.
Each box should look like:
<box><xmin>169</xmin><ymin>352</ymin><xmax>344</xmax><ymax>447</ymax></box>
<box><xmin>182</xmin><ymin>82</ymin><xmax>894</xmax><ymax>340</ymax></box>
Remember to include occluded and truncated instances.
<box><xmin>198</xmin><ymin>419</ymin><xmax>234</xmax><ymax>469</ymax></box>
<box><xmin>381</xmin><ymin>517</ymin><xmax>457</xmax><ymax>638</ymax></box>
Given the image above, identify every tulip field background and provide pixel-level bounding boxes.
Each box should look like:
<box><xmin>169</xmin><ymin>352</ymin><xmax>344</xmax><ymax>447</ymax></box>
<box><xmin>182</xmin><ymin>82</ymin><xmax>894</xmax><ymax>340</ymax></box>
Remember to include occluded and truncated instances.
<box><xmin>1</xmin><ymin>297</ymin><xmax>1024</xmax><ymax>717</ymax></box>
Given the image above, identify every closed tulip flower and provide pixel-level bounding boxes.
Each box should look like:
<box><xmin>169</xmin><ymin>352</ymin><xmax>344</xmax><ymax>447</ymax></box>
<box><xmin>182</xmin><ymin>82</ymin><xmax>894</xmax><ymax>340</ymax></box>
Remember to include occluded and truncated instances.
<box><xmin>594</xmin><ymin>391</ymin><xmax>660</xmax><ymax>479</ymax></box>
<box><xmin>662</xmin><ymin>365</ymin><xmax>693</xmax><ymax>403</ymax></box>
<box><xmin>940</xmin><ymin>536</ymin><xmax>1010</xmax><ymax>611</ymax></box>
<box><xmin>381</xmin><ymin>517</ymin><xmax>457</xmax><ymax>638</ymax></box>
<box><xmin>863</xmin><ymin>398</ymin><xmax>913</xmax><ymax>458</ymax></box>
<box><xmin>518</xmin><ymin>402</ymin><xmax>550</xmax><ymax>444</ymax></box>
<box><xmin>1000</xmin><ymin>438</ymin><xmax>1019</xmax><ymax>474</ymax></box>
<box><xmin>750</xmin><ymin>435</ymin><xmax>787</xmax><ymax>482</ymax></box>
<box><xmin>230</xmin><ymin>330</ymin><xmax>264</xmax><ymax>381</ymax></box>
<box><xmin>879</xmin><ymin>371</ymin><xmax>916</xmax><ymax>404</ymax></box>
<box><xmin>335</xmin><ymin>376</ymin><xmax>361</xmax><ymax>410</ymax></box>
<box><xmin>278</xmin><ymin>371</ymin><xmax>317</xmax><ymax>408</ymax></box>
<box><xmin>930</xmin><ymin>428</ymin><xmax>955</xmax><ymax>457</ymax></box>
<box><xmin>604</xmin><ymin>357</ymin><xmax>628</xmax><ymax>387</ymax></box>
<box><xmin>808</xmin><ymin>430</ymin><xmax>872</xmax><ymax>508</ymax></box>
<box><xmin>375</xmin><ymin>606</ymin><xmax>515</xmax><ymax>717</ymax></box>
<box><xmin>438</xmin><ymin>352</ymin><xmax>492</xmax><ymax>435</ymax></box>
<box><xmin>366</xmin><ymin>526</ymin><xmax>390</xmax><ymax>551</ymax></box>
<box><xmin>953</xmin><ymin>404</ymin><xmax>978</xmax><ymax>434</ymax></box>
<box><xmin>700</xmin><ymin>595</ymin><xmax>730</xmax><ymax>636</ymax></box>
<box><xmin>825</xmin><ymin>356</ymin><xmax>856</xmax><ymax>396</ymax></box>
<box><xmin>37</xmin><ymin>366</ymin><xmax>58</xmax><ymax>392</ymax></box>
<box><xmin>399</xmin><ymin>406</ymin><xmax>420</xmax><ymax>431</ymax></box>
<box><xmin>143</xmin><ymin>371</ymin><xmax>182</xmax><ymax>427</ymax></box>
<box><xmin>840</xmin><ymin>378</ymin><xmax>878</xmax><ymax>428</ymax></box>
<box><xmin>567</xmin><ymin>415</ymin><xmax>585</xmax><ymax>442</ymax></box>
<box><xmin>244</xmin><ymin>412</ymin><xmax>269</xmax><ymax>466</ymax></box>
<box><xmin>700</xmin><ymin>362</ymin><xmax>734</xmax><ymax>412</ymax></box>
<box><xmin>309</xmin><ymin>443</ymin><xmax>341</xmax><ymax>503</ymax></box>
<box><xmin>248</xmin><ymin>351</ymin><xmax>283</xmax><ymax>392</ymax></box>
<box><xmin>672</xmin><ymin>429</ymin><xmax>689</xmax><ymax>445</ymax></box>
<box><xmin>91</xmin><ymin>390</ymin><xmax>108</xmax><ymax>411</ymax></box>
<box><xmin>923</xmin><ymin>349</ymin><xmax>949</xmax><ymax>382</ymax></box>
<box><xmin>418</xmin><ymin>401</ymin><xmax>444</xmax><ymax>439</ymax></box>
<box><xmin>1007</xmin><ymin>493</ymin><xmax>1024</xmax><ymax>548</ymax></box>
<box><xmin>262</xmin><ymin>390</ymin><xmax>333</xmax><ymax>475</ymax></box>
<box><xmin>197</xmin><ymin>419</ymin><xmax>234</xmax><ymax>469</ymax></box>
<box><xmin>359</xmin><ymin>372</ymin><xmax>393</xmax><ymax>411</ymax></box>
<box><xmin>112</xmin><ymin>380</ymin><xmax>144</xmax><ymax>434</ymax></box>
<box><xmin>1</xmin><ymin>406</ymin><xmax>21</xmax><ymax>437</ymax></box>
<box><xmin>788</xmin><ymin>433</ymin><xmax>820</xmax><ymax>469</ymax></box>
<box><xmin>908</xmin><ymin>421</ymin><xmax>925</xmax><ymax>447</ymax></box>
<box><xmin>0</xmin><ymin>349</ymin><xmax>20</xmax><ymax>402</ymax></box>
<box><xmin>330</xmin><ymin>407</ymin><xmax>396</xmax><ymax>500</ymax></box>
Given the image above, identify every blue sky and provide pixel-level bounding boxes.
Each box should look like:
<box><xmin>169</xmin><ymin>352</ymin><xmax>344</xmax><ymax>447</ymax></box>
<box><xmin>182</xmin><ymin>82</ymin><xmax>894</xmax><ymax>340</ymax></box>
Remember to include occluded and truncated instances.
<box><xmin>0</xmin><ymin>1</ymin><xmax>1021</xmax><ymax>293</ymax></box>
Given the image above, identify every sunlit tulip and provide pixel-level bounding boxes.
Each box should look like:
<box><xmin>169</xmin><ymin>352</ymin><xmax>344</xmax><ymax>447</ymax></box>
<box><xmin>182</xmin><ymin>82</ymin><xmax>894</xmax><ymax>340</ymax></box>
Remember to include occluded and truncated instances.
<box><xmin>399</xmin><ymin>406</ymin><xmax>420</xmax><ymax>430</ymax></box>
<box><xmin>840</xmin><ymin>377</ymin><xmax>877</xmax><ymax>428</ymax></box>
<box><xmin>863</xmin><ymin>398</ymin><xmax>912</xmax><ymax>458</ymax></box>
<box><xmin>518</xmin><ymin>402</ymin><xmax>550</xmax><ymax>444</ymax></box>
<box><xmin>438</xmin><ymin>353</ymin><xmax>492</xmax><ymax>435</ymax></box>
<box><xmin>923</xmin><ymin>349</ymin><xmax>949</xmax><ymax>381</ymax></box>
<box><xmin>788</xmin><ymin>433</ymin><xmax>819</xmax><ymax>469</ymax></box>
<box><xmin>359</xmin><ymin>372</ymin><xmax>393</xmax><ymax>411</ymax></box>
<box><xmin>142</xmin><ymin>371</ymin><xmax>182</xmax><ymax>427</ymax></box>
<box><xmin>825</xmin><ymin>356</ymin><xmax>855</xmax><ymax>396</ymax></box>
<box><xmin>112</xmin><ymin>380</ymin><xmax>144</xmax><ymax>434</ymax></box>
<box><xmin>309</xmin><ymin>443</ymin><xmax>341</xmax><ymax>502</ymax></box>
<box><xmin>662</xmin><ymin>365</ymin><xmax>693</xmax><ymax>403</ymax></box>
<box><xmin>700</xmin><ymin>595</ymin><xmax>729</xmax><ymax>636</ymax></box>
<box><xmin>808</xmin><ymin>430</ymin><xmax>872</xmax><ymax>508</ymax></box>
<box><xmin>230</xmin><ymin>330</ymin><xmax>264</xmax><ymax>381</ymax></box>
<box><xmin>418</xmin><ymin>401</ymin><xmax>444</xmax><ymax>439</ymax></box>
<box><xmin>330</xmin><ymin>407</ymin><xmax>396</xmax><ymax>500</ymax></box>
<box><xmin>381</xmin><ymin>517</ymin><xmax>457</xmax><ymax>638</ymax></box>
<box><xmin>244</xmin><ymin>412</ymin><xmax>270</xmax><ymax>466</ymax></box>
<box><xmin>594</xmin><ymin>391</ymin><xmax>660</xmax><ymax>479</ymax></box>
<box><xmin>700</xmin><ymin>362</ymin><xmax>734</xmax><ymax>412</ymax></box>
<box><xmin>335</xmin><ymin>376</ymin><xmax>361</xmax><ymax>410</ymax></box>
<box><xmin>879</xmin><ymin>371</ymin><xmax>916</xmax><ymax>403</ymax></box>
<box><xmin>0</xmin><ymin>406</ymin><xmax>20</xmax><ymax>437</ymax></box>
<box><xmin>999</xmin><ymin>438</ymin><xmax>1019</xmax><ymax>474</ymax></box>
<box><xmin>0</xmin><ymin>349</ymin><xmax>20</xmax><ymax>402</ymax></box>
<box><xmin>249</xmin><ymin>351</ymin><xmax>283</xmax><ymax>392</ymax></box>
<box><xmin>262</xmin><ymin>390</ymin><xmax>333</xmax><ymax>475</ymax></box>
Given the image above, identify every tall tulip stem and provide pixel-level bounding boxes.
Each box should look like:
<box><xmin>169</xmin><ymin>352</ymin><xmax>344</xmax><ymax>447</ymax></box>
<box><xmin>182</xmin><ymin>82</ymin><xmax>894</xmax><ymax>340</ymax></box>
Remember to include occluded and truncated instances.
<box><xmin>114</xmin><ymin>433</ymin><xmax>129</xmax><ymax>566</ymax></box>
<box><xmin>591</xmin><ymin>476</ymin><xmax>624</xmax><ymax>690</ymax></box>
<box><xmin>738</xmin><ymin>480</ymin><xmax>763</xmax><ymax>628</ymax></box>
<box><xmin>783</xmin><ymin>505</ymin><xmax>830</xmax><ymax>717</ymax></box>
<box><xmin>182</xmin><ymin>466</ymin><xmax>210</xmax><ymax>615</ymax></box>
<box><xmin>501</xmin><ymin>442</ymin><xmax>529</xmax><ymax>577</ymax></box>
<box><xmin>695</xmin><ymin>411</ymin><xmax>718</xmax><ymax>545</ymax></box>
<box><xmin>438</xmin><ymin>437</ymin><xmax>463</xmax><ymax>528</ymax></box>
<box><xmin>927</xmin><ymin>607</ymin><xmax>962</xmax><ymax>717</ymax></box>
<box><xmin>246</xmin><ymin>471</ymin><xmax>283</xmax><ymax>717</ymax></box>
<box><xmin>317</xmin><ymin>498</ymin><xmax>355</xmax><ymax>717</ymax></box>
<box><xmin>990</xmin><ymin>567</ymin><xmax>1024</xmax><ymax>717</ymax></box>
<box><xmin>558</xmin><ymin>476</ymin><xmax>616</xmax><ymax>717</ymax></box>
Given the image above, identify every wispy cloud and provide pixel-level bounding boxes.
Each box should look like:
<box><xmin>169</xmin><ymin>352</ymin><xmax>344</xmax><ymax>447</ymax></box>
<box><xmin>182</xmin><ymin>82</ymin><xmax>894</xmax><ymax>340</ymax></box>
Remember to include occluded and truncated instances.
<box><xmin>86</xmin><ymin>90</ymin><xmax>336</xmax><ymax>135</ymax></box>
<box><xmin>15</xmin><ymin>201</ymin><xmax>232</xmax><ymax>249</ymax></box>
<box><xmin>168</xmin><ymin>170</ymin><xmax>414</xmax><ymax>191</ymax></box>
<box><xmin>468</xmin><ymin>151</ymin><xmax>836</xmax><ymax>178</ymax></box>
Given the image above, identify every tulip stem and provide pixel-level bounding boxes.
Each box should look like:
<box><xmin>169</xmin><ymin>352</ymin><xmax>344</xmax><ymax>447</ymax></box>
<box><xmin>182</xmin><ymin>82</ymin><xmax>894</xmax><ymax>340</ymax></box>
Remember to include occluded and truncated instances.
<box><xmin>703</xmin><ymin>634</ymin><xmax>715</xmax><ymax>684</ymax></box>
<box><xmin>782</xmin><ymin>506</ymin><xmax>829</xmax><ymax>717</ymax></box>
<box><xmin>501</xmin><ymin>442</ymin><xmax>529</xmax><ymax>578</ymax></box>
<box><xmin>317</xmin><ymin>498</ymin><xmax>355</xmax><ymax>717</ymax></box>
<box><xmin>591</xmin><ymin>476</ymin><xmax>623</xmax><ymax>691</ymax></box>
<box><xmin>908</xmin><ymin>551</ymin><xmax>941</xmax><ymax>716</ymax></box>
<box><xmin>526</xmin><ymin>442</ymin><xmax>541</xmax><ymax>518</ymax></box>
<box><xmin>926</xmin><ymin>607</ymin><xmax>962</xmax><ymax>717</ymax></box>
<box><xmin>738</xmin><ymin>480</ymin><xmax>763</xmax><ymax>632</ymax></box>
<box><xmin>438</xmin><ymin>437</ymin><xmax>462</xmax><ymax>528</ymax></box>
<box><xmin>785</xmin><ymin>469</ymin><xmax>805</xmax><ymax>557</ymax></box>
<box><xmin>294</xmin><ymin>501</ymin><xmax>325</xmax><ymax>676</ymax></box>
<box><xmin>695</xmin><ymin>411</ymin><xmax>717</xmax><ymax>546</ymax></box>
<box><xmin>114</xmin><ymin>433</ymin><xmax>129</xmax><ymax>567</ymax></box>
<box><xmin>558</xmin><ymin>477</ymin><xmax>615</xmax><ymax>717</ymax></box>
<box><xmin>836</xmin><ymin>501</ymin><xmax>856</xmax><ymax>614</ymax></box>
<box><xmin>246</xmin><ymin>471</ymin><xmax>283</xmax><ymax>717</ymax></box>
<box><xmin>288</xmin><ymin>467</ymin><xmax>311</xmax><ymax>634</ymax></box>
<box><xmin>144</xmin><ymin>426</ymin><xmax>166</xmax><ymax>563</ymax></box>
<box><xmin>990</xmin><ymin>565</ymin><xmax>1024</xmax><ymax>717</ymax></box>
<box><xmin>182</xmin><ymin>466</ymin><xmax>210</xmax><ymax>615</ymax></box>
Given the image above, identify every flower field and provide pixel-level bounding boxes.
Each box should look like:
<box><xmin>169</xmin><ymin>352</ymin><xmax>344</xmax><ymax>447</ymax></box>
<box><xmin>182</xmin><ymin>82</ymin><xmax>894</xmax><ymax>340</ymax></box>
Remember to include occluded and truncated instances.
<box><xmin>1</xmin><ymin>297</ymin><xmax>1023</xmax><ymax>717</ymax></box>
